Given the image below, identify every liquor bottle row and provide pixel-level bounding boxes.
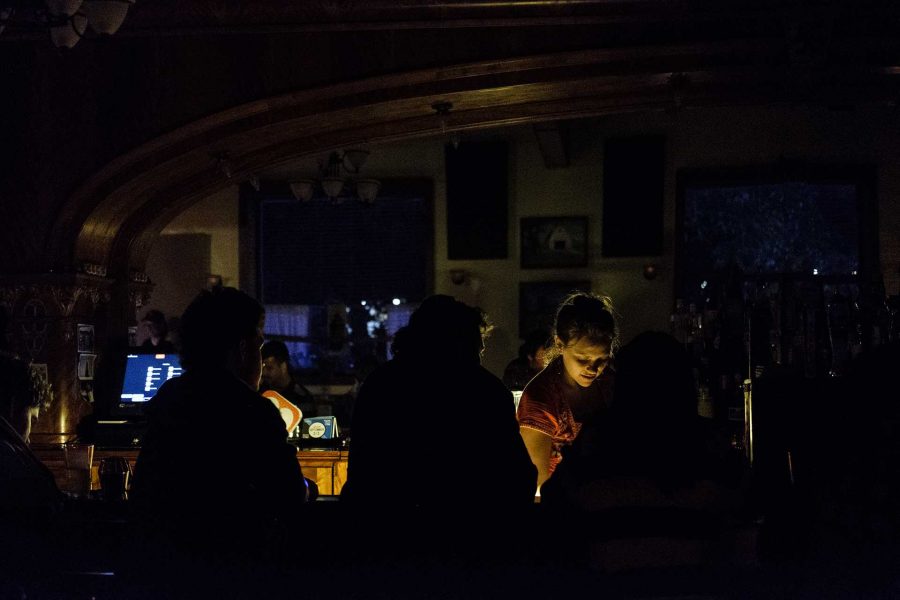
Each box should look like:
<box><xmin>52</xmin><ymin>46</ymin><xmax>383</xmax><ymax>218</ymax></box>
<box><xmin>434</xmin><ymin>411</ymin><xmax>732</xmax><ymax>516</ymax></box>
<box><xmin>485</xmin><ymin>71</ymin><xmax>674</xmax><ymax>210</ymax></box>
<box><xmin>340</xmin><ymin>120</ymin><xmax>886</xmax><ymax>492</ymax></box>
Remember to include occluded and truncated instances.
<box><xmin>673</xmin><ymin>276</ymin><xmax>900</xmax><ymax>424</ymax></box>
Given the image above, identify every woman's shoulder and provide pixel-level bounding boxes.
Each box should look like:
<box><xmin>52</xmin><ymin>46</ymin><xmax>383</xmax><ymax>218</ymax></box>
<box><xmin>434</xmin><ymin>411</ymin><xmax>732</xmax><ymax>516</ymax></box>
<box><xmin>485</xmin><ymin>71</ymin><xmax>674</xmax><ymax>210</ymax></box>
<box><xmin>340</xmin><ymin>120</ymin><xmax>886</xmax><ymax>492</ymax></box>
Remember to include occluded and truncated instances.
<box><xmin>523</xmin><ymin>359</ymin><xmax>562</xmax><ymax>394</ymax></box>
<box><xmin>519</xmin><ymin>364</ymin><xmax>566</xmax><ymax>419</ymax></box>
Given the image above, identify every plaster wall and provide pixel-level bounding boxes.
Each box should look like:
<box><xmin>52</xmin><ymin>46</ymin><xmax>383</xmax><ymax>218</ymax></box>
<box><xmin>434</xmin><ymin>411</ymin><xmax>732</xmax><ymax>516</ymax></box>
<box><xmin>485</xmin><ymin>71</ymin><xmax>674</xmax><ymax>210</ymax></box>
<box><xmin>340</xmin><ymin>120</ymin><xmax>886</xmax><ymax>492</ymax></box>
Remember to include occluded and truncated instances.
<box><xmin>146</xmin><ymin>103</ymin><xmax>900</xmax><ymax>378</ymax></box>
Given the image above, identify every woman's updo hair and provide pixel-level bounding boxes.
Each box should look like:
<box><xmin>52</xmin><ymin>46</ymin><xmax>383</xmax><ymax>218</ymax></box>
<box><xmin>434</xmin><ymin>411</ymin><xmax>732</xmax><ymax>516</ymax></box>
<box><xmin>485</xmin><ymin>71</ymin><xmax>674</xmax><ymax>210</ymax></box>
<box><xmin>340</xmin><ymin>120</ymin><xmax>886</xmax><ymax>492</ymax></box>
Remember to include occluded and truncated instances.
<box><xmin>553</xmin><ymin>292</ymin><xmax>619</xmax><ymax>352</ymax></box>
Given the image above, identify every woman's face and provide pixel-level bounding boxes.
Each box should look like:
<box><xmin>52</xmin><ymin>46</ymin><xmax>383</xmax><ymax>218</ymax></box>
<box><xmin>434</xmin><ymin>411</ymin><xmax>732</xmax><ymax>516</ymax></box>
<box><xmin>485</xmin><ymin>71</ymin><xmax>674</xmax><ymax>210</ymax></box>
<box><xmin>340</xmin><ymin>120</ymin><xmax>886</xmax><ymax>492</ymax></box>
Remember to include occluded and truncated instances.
<box><xmin>557</xmin><ymin>336</ymin><xmax>611</xmax><ymax>388</ymax></box>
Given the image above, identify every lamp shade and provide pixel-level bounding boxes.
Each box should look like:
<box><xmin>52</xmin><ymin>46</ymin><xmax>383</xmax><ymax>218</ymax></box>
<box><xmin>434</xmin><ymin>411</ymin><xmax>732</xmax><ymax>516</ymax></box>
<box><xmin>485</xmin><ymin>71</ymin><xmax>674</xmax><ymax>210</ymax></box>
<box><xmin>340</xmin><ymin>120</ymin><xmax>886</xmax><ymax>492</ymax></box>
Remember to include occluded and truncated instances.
<box><xmin>342</xmin><ymin>149</ymin><xmax>370</xmax><ymax>173</ymax></box>
<box><xmin>82</xmin><ymin>0</ymin><xmax>133</xmax><ymax>35</ymax></box>
<box><xmin>50</xmin><ymin>13</ymin><xmax>87</xmax><ymax>48</ymax></box>
<box><xmin>356</xmin><ymin>179</ymin><xmax>381</xmax><ymax>204</ymax></box>
<box><xmin>289</xmin><ymin>179</ymin><xmax>315</xmax><ymax>202</ymax></box>
<box><xmin>46</xmin><ymin>0</ymin><xmax>84</xmax><ymax>17</ymax></box>
<box><xmin>321</xmin><ymin>176</ymin><xmax>344</xmax><ymax>200</ymax></box>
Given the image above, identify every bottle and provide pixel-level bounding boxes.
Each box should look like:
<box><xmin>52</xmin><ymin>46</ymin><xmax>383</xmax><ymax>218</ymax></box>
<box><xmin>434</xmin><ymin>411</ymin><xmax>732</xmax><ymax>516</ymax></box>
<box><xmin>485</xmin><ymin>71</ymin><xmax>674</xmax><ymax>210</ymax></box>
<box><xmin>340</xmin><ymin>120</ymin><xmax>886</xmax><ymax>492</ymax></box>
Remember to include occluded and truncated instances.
<box><xmin>99</xmin><ymin>456</ymin><xmax>131</xmax><ymax>502</ymax></box>
<box><xmin>671</xmin><ymin>299</ymin><xmax>687</xmax><ymax>345</ymax></box>
<box><xmin>697</xmin><ymin>380</ymin><xmax>714</xmax><ymax>419</ymax></box>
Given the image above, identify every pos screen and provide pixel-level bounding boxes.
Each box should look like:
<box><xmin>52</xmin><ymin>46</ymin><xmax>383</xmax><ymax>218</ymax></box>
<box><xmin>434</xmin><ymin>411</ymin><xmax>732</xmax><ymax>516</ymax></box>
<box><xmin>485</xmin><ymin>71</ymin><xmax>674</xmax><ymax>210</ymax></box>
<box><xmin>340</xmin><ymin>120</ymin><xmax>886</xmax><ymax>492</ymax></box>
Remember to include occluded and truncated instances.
<box><xmin>117</xmin><ymin>353</ymin><xmax>183</xmax><ymax>413</ymax></box>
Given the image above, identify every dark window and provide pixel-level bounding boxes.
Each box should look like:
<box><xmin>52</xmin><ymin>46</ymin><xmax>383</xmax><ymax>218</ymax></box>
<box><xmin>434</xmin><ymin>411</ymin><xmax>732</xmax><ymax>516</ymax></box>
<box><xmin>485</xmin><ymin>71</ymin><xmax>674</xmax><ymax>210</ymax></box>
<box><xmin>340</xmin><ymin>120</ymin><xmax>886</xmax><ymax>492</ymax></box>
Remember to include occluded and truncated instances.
<box><xmin>259</xmin><ymin>188</ymin><xmax>432</xmax><ymax>305</ymax></box>
<box><xmin>251</xmin><ymin>180</ymin><xmax>433</xmax><ymax>382</ymax></box>
<box><xmin>676</xmin><ymin>165</ymin><xmax>877</xmax><ymax>305</ymax></box>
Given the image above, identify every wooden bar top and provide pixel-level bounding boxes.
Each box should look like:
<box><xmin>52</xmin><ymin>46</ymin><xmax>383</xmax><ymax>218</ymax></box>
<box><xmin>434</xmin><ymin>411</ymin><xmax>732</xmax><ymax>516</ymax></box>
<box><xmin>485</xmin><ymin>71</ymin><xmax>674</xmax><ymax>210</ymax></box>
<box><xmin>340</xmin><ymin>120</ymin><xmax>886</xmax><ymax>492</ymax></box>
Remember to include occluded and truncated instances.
<box><xmin>32</xmin><ymin>445</ymin><xmax>348</xmax><ymax>496</ymax></box>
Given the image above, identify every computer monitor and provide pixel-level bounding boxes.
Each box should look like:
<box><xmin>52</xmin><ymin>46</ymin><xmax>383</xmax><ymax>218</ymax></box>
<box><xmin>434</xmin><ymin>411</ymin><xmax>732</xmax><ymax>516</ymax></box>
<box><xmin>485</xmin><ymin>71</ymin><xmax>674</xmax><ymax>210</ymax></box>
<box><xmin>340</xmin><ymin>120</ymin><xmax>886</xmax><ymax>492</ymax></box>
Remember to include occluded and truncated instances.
<box><xmin>112</xmin><ymin>352</ymin><xmax>183</xmax><ymax>418</ymax></box>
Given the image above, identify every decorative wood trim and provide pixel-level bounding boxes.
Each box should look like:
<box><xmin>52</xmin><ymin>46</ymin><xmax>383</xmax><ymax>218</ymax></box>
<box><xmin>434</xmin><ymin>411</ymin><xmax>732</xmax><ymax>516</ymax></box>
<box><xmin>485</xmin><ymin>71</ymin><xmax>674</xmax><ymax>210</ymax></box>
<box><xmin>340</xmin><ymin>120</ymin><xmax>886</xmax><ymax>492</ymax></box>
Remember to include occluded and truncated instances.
<box><xmin>42</xmin><ymin>26</ymin><xmax>900</xmax><ymax>275</ymax></box>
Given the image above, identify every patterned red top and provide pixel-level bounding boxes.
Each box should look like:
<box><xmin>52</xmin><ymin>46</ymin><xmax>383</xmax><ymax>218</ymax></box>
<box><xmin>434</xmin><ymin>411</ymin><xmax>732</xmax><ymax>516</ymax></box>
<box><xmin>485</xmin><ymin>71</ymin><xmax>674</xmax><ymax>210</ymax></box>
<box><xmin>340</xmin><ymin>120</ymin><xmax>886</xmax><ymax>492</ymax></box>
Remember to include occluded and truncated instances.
<box><xmin>516</xmin><ymin>357</ymin><xmax>613</xmax><ymax>474</ymax></box>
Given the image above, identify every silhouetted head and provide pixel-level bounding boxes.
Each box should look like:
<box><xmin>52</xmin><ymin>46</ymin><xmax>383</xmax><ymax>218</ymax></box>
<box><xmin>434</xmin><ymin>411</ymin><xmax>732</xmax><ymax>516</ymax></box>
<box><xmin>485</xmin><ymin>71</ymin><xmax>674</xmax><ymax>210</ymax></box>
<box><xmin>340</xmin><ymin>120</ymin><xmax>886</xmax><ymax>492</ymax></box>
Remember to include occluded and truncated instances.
<box><xmin>404</xmin><ymin>295</ymin><xmax>491</xmax><ymax>364</ymax></box>
<box><xmin>613</xmin><ymin>330</ymin><xmax>696</xmax><ymax>422</ymax></box>
<box><xmin>0</xmin><ymin>356</ymin><xmax>52</xmax><ymax>443</ymax></box>
<box><xmin>179</xmin><ymin>288</ymin><xmax>265</xmax><ymax>389</ymax></box>
<box><xmin>141</xmin><ymin>309</ymin><xmax>169</xmax><ymax>343</ymax></box>
<box><xmin>519</xmin><ymin>328</ymin><xmax>553</xmax><ymax>371</ymax></box>
<box><xmin>557</xmin><ymin>331</ymin><xmax>706</xmax><ymax>491</ymax></box>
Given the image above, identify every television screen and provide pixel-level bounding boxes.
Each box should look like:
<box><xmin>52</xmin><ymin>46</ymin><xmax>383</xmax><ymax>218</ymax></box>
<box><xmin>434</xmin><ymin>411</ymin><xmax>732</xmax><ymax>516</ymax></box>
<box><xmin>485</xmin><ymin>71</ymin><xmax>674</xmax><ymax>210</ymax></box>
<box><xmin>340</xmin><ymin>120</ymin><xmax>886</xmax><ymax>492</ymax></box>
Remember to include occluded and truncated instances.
<box><xmin>114</xmin><ymin>353</ymin><xmax>183</xmax><ymax>416</ymax></box>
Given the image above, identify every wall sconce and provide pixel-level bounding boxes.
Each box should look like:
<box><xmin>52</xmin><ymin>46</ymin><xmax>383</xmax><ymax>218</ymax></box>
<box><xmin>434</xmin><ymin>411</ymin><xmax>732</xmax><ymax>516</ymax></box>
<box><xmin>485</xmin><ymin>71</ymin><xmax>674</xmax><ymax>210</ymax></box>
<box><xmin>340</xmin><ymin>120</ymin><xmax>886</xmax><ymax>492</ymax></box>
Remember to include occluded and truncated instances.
<box><xmin>1</xmin><ymin>0</ymin><xmax>136</xmax><ymax>48</ymax></box>
<box><xmin>432</xmin><ymin>100</ymin><xmax>461</xmax><ymax>149</ymax></box>
<box><xmin>449</xmin><ymin>269</ymin><xmax>468</xmax><ymax>285</ymax></box>
<box><xmin>289</xmin><ymin>149</ymin><xmax>381</xmax><ymax>204</ymax></box>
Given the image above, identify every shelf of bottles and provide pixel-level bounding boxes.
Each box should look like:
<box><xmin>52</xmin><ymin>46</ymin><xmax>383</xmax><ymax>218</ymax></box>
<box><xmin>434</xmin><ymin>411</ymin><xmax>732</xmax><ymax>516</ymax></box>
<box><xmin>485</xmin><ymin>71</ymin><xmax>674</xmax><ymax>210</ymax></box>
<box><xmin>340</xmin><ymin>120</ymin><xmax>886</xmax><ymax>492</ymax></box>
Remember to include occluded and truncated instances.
<box><xmin>673</xmin><ymin>273</ymin><xmax>900</xmax><ymax>462</ymax></box>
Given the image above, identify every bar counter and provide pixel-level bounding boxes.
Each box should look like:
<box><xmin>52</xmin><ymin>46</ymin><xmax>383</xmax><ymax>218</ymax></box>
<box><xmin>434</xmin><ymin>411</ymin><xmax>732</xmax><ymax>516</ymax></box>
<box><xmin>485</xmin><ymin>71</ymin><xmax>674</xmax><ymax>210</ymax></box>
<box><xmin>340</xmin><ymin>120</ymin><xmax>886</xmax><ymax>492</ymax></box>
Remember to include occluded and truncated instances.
<box><xmin>9</xmin><ymin>447</ymin><xmax>869</xmax><ymax>599</ymax></box>
<box><xmin>32</xmin><ymin>445</ymin><xmax>348</xmax><ymax>497</ymax></box>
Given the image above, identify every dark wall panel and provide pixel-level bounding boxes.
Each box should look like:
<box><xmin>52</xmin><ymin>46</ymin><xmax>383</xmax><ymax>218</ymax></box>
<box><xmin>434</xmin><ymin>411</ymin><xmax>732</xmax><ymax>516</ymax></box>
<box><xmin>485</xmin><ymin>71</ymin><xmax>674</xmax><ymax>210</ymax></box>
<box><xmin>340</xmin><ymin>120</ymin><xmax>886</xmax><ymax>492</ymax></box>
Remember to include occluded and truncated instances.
<box><xmin>446</xmin><ymin>141</ymin><xmax>508</xmax><ymax>259</ymax></box>
<box><xmin>602</xmin><ymin>136</ymin><xmax>665</xmax><ymax>257</ymax></box>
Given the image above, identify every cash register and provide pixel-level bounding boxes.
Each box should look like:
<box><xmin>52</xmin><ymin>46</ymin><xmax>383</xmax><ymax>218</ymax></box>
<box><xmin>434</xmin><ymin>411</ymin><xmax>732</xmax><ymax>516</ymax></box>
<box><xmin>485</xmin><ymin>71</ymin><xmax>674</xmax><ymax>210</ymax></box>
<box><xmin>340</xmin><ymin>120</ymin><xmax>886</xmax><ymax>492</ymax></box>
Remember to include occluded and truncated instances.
<box><xmin>85</xmin><ymin>352</ymin><xmax>183</xmax><ymax>448</ymax></box>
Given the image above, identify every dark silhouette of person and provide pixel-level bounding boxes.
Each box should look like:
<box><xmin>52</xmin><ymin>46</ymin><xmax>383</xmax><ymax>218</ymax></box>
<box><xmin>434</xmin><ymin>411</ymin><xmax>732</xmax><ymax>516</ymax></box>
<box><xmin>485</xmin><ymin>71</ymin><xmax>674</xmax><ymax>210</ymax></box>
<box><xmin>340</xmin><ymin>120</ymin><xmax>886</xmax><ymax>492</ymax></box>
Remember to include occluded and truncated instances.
<box><xmin>138</xmin><ymin>308</ymin><xmax>177</xmax><ymax>354</ymax></box>
<box><xmin>796</xmin><ymin>340</ymin><xmax>900</xmax><ymax>595</ymax></box>
<box><xmin>341</xmin><ymin>295</ymin><xmax>536</xmax><ymax>567</ymax></box>
<box><xmin>541</xmin><ymin>331</ymin><xmax>754</xmax><ymax>579</ymax></box>
<box><xmin>502</xmin><ymin>328</ymin><xmax>552</xmax><ymax>391</ymax></box>
<box><xmin>0</xmin><ymin>332</ymin><xmax>63</xmax><ymax>596</ymax></box>
<box><xmin>130</xmin><ymin>288</ymin><xmax>308</xmax><ymax>581</ymax></box>
<box><xmin>0</xmin><ymin>354</ymin><xmax>61</xmax><ymax>516</ymax></box>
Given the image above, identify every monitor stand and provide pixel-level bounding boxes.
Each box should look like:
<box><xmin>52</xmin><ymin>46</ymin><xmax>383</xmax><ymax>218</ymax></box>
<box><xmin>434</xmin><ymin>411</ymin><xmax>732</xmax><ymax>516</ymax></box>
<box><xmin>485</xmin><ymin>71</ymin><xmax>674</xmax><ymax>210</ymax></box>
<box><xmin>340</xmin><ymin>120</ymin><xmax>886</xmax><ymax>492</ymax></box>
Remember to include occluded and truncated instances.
<box><xmin>77</xmin><ymin>414</ymin><xmax>148</xmax><ymax>449</ymax></box>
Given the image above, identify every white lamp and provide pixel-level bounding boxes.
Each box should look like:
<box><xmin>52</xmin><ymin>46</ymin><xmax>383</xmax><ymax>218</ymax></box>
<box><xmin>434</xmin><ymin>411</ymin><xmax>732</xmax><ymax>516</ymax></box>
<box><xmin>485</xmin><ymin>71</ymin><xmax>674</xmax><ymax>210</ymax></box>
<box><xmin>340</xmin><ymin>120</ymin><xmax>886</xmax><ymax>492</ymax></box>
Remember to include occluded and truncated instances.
<box><xmin>321</xmin><ymin>176</ymin><xmax>345</xmax><ymax>201</ymax></box>
<box><xmin>45</xmin><ymin>0</ymin><xmax>84</xmax><ymax>17</ymax></box>
<box><xmin>50</xmin><ymin>13</ymin><xmax>87</xmax><ymax>48</ymax></box>
<box><xmin>289</xmin><ymin>179</ymin><xmax>315</xmax><ymax>202</ymax></box>
<box><xmin>356</xmin><ymin>179</ymin><xmax>381</xmax><ymax>204</ymax></box>
<box><xmin>82</xmin><ymin>0</ymin><xmax>134</xmax><ymax>35</ymax></box>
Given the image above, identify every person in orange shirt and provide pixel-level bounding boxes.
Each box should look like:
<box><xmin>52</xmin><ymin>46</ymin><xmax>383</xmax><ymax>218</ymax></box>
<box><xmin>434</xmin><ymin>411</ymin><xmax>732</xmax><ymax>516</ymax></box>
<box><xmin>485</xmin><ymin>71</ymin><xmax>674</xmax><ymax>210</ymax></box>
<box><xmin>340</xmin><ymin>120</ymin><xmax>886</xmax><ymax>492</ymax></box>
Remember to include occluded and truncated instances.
<box><xmin>516</xmin><ymin>292</ymin><xmax>618</xmax><ymax>492</ymax></box>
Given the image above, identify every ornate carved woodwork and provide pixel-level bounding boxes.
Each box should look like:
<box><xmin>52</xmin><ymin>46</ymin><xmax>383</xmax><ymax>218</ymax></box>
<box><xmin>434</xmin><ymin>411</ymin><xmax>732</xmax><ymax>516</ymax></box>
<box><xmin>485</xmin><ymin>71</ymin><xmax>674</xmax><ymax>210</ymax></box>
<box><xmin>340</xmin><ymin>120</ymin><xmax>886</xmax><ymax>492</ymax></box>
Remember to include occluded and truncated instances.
<box><xmin>0</xmin><ymin>275</ymin><xmax>114</xmax><ymax>441</ymax></box>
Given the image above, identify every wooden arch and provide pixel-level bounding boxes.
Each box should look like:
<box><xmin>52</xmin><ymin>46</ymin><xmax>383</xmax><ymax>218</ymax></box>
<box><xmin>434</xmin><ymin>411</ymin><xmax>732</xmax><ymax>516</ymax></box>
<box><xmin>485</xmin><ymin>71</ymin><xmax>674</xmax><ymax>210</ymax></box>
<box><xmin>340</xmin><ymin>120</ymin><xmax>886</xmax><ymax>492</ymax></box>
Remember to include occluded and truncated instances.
<box><xmin>48</xmin><ymin>42</ymin><xmax>900</xmax><ymax>278</ymax></box>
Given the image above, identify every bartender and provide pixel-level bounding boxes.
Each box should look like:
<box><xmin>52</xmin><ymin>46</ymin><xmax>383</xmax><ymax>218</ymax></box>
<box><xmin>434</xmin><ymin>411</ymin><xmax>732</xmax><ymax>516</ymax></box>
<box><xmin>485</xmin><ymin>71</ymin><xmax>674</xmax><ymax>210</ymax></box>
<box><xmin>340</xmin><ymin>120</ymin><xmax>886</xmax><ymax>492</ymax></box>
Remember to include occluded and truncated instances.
<box><xmin>138</xmin><ymin>309</ymin><xmax>177</xmax><ymax>354</ymax></box>
<box><xmin>516</xmin><ymin>292</ymin><xmax>618</xmax><ymax>492</ymax></box>
<box><xmin>260</xmin><ymin>340</ymin><xmax>314</xmax><ymax>416</ymax></box>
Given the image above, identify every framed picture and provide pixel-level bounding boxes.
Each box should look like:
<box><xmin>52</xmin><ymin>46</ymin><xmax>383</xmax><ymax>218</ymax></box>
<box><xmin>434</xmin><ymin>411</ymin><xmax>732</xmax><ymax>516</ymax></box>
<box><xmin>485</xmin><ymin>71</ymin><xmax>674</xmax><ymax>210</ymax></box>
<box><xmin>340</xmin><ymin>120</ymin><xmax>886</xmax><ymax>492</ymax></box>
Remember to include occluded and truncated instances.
<box><xmin>519</xmin><ymin>280</ymin><xmax>591</xmax><ymax>337</ymax></box>
<box><xmin>30</xmin><ymin>363</ymin><xmax>49</xmax><ymax>387</ymax></box>
<box><xmin>77</xmin><ymin>324</ymin><xmax>94</xmax><ymax>353</ymax></box>
<box><xmin>77</xmin><ymin>353</ymin><xmax>96</xmax><ymax>381</ymax></box>
<box><xmin>520</xmin><ymin>216</ymin><xmax>589</xmax><ymax>268</ymax></box>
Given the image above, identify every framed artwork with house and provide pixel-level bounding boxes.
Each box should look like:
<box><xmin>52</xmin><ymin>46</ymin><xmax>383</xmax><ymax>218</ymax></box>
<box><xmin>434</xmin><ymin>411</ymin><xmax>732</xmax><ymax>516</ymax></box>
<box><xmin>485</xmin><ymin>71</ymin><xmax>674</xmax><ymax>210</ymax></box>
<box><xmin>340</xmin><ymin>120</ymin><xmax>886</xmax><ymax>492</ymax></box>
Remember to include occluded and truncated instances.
<box><xmin>520</xmin><ymin>216</ymin><xmax>589</xmax><ymax>268</ymax></box>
